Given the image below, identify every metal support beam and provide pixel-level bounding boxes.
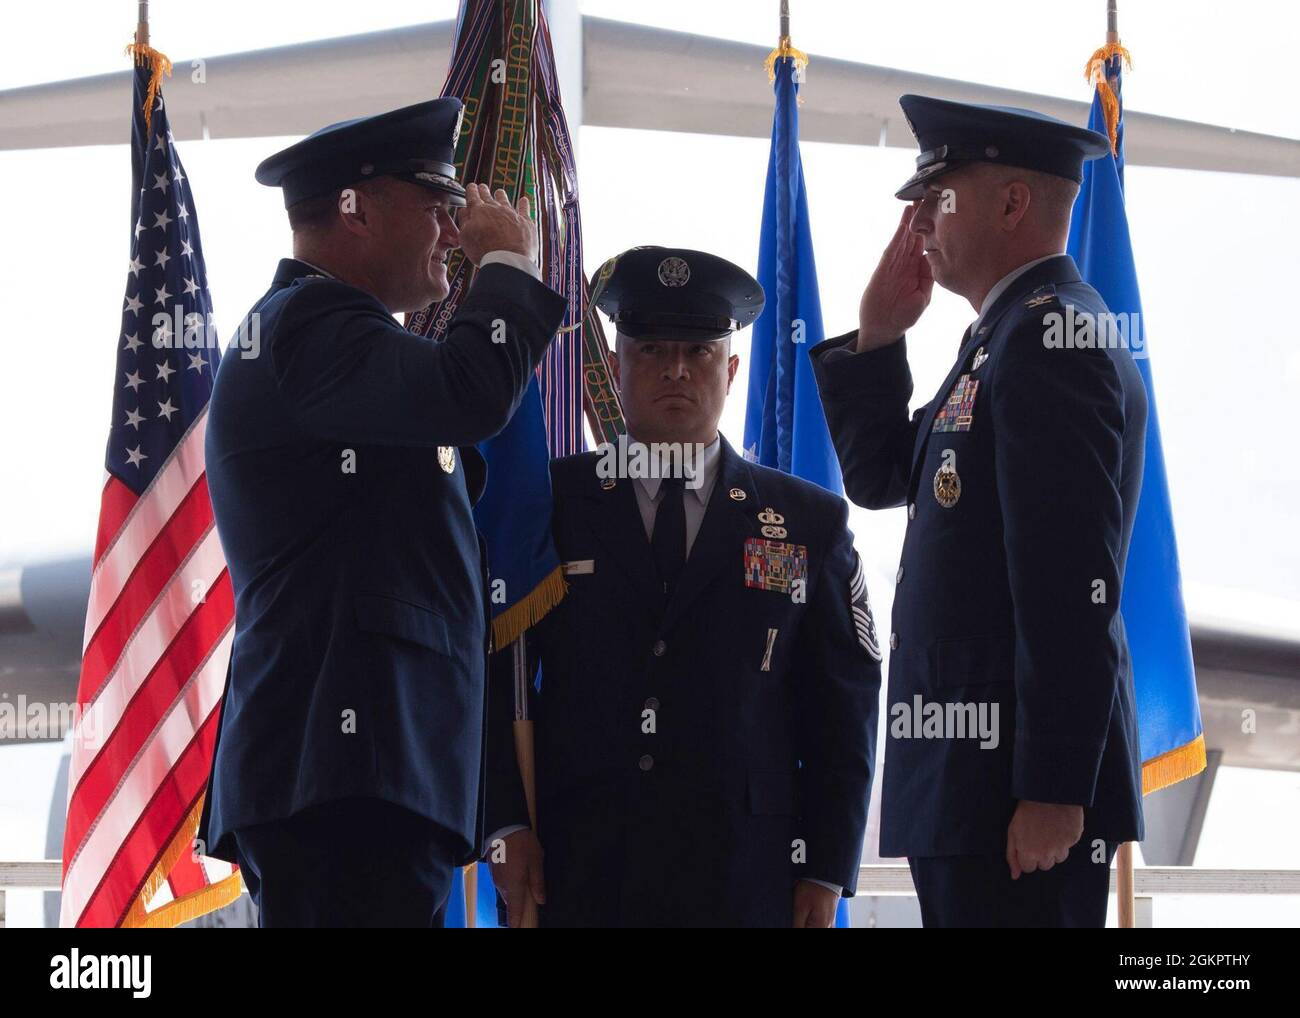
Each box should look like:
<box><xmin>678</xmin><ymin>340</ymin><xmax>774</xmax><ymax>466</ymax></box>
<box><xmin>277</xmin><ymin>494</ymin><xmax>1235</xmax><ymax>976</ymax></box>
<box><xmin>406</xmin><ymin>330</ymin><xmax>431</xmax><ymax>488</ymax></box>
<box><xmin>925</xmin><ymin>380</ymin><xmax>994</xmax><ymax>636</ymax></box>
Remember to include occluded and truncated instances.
<box><xmin>1</xmin><ymin>19</ymin><xmax>1295</xmax><ymax>177</ymax></box>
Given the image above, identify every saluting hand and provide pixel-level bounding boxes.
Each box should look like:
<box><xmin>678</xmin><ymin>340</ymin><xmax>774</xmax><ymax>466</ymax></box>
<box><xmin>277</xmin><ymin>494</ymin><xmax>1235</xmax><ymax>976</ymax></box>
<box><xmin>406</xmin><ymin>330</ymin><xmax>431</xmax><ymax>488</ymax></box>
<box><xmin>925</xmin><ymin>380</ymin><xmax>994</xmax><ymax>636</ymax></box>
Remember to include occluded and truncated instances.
<box><xmin>856</xmin><ymin>203</ymin><xmax>934</xmax><ymax>352</ymax></box>
<box><xmin>1005</xmin><ymin>800</ymin><xmax>1085</xmax><ymax>879</ymax></box>
<box><xmin>456</xmin><ymin>183</ymin><xmax>539</xmax><ymax>267</ymax></box>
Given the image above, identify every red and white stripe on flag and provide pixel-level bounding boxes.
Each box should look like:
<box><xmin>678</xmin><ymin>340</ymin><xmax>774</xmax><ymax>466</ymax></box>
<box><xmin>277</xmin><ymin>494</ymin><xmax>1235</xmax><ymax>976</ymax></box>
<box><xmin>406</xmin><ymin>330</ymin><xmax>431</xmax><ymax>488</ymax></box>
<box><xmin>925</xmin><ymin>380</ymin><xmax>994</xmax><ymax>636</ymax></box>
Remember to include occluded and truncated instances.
<box><xmin>60</xmin><ymin>412</ymin><xmax>242</xmax><ymax>927</ymax></box>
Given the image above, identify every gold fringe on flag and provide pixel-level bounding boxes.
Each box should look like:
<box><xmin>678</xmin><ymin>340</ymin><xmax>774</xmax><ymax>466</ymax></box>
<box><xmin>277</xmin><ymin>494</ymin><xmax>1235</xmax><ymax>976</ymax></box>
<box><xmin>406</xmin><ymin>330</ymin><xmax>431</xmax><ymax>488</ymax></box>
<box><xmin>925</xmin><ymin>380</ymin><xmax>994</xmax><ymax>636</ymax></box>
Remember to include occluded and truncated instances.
<box><xmin>764</xmin><ymin>35</ymin><xmax>809</xmax><ymax>84</ymax></box>
<box><xmin>1142</xmin><ymin>733</ymin><xmax>1208</xmax><ymax>796</ymax></box>
<box><xmin>1084</xmin><ymin>41</ymin><xmax>1133</xmax><ymax>156</ymax></box>
<box><xmin>489</xmin><ymin>565</ymin><xmax>567</xmax><ymax>652</ymax></box>
<box><xmin>125</xmin><ymin>42</ymin><xmax>173</xmax><ymax>139</ymax></box>
<box><xmin>121</xmin><ymin>794</ymin><xmax>244</xmax><ymax>928</ymax></box>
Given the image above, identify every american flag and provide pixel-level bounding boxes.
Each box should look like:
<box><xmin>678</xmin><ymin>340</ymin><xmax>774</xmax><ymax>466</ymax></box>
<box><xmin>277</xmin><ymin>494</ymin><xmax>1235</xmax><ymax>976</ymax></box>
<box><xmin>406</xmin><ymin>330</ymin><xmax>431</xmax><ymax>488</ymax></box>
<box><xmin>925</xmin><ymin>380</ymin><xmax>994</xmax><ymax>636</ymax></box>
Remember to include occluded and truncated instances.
<box><xmin>59</xmin><ymin>49</ymin><xmax>242</xmax><ymax>927</ymax></box>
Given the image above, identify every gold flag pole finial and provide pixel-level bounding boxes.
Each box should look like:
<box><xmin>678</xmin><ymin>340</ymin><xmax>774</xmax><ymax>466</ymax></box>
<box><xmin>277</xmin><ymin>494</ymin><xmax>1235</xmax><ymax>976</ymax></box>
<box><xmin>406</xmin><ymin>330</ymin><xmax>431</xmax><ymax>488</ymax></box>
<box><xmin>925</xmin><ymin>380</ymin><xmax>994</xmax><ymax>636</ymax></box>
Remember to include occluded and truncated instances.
<box><xmin>1084</xmin><ymin>0</ymin><xmax>1132</xmax><ymax>155</ymax></box>
<box><xmin>764</xmin><ymin>0</ymin><xmax>808</xmax><ymax>84</ymax></box>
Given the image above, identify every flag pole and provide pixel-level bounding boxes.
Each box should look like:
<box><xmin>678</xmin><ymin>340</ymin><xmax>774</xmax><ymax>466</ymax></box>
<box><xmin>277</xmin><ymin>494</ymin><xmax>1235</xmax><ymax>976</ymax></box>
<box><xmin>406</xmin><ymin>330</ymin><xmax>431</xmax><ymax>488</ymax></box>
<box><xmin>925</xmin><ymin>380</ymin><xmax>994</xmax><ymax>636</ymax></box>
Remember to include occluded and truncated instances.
<box><xmin>135</xmin><ymin>0</ymin><xmax>148</xmax><ymax>46</ymax></box>
<box><xmin>1117</xmin><ymin>842</ymin><xmax>1135</xmax><ymax>927</ymax></box>
<box><xmin>1104</xmin><ymin>0</ymin><xmax>1137</xmax><ymax>929</ymax></box>
<box><xmin>512</xmin><ymin>636</ymin><xmax>540</xmax><ymax>927</ymax></box>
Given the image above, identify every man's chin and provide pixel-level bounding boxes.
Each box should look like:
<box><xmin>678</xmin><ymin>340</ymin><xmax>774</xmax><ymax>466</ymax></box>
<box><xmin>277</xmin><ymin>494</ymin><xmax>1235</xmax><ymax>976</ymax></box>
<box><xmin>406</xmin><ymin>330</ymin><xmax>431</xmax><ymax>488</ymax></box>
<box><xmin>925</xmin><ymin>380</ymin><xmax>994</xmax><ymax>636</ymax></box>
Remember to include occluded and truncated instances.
<box><xmin>424</xmin><ymin>266</ymin><xmax>451</xmax><ymax>304</ymax></box>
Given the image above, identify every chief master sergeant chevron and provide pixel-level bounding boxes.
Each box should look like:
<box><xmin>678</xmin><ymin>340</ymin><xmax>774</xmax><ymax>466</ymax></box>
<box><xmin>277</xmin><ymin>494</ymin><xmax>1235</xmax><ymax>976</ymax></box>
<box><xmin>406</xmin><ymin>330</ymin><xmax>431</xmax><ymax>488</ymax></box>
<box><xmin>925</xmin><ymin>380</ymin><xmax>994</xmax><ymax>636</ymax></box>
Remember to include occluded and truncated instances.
<box><xmin>810</xmin><ymin>96</ymin><xmax>1147</xmax><ymax>927</ymax></box>
<box><xmin>196</xmin><ymin>99</ymin><xmax>568</xmax><ymax>927</ymax></box>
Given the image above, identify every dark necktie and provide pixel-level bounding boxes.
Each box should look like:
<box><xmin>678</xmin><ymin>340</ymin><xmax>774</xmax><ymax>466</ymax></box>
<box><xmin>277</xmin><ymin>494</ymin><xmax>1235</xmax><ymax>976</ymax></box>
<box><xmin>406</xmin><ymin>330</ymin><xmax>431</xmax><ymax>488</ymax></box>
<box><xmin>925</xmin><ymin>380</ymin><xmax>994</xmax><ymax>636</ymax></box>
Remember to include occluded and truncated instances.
<box><xmin>651</xmin><ymin>477</ymin><xmax>687</xmax><ymax>599</ymax></box>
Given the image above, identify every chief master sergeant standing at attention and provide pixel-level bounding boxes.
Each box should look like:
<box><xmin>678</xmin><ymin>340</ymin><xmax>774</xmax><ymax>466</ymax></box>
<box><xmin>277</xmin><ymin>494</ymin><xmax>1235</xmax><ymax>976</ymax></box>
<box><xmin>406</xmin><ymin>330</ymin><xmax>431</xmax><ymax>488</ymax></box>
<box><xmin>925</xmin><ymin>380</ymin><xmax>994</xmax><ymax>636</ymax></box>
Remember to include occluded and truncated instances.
<box><xmin>487</xmin><ymin>247</ymin><xmax>881</xmax><ymax>928</ymax></box>
<box><xmin>810</xmin><ymin>95</ymin><xmax>1148</xmax><ymax>928</ymax></box>
<box><xmin>196</xmin><ymin>98</ymin><xmax>569</xmax><ymax>927</ymax></box>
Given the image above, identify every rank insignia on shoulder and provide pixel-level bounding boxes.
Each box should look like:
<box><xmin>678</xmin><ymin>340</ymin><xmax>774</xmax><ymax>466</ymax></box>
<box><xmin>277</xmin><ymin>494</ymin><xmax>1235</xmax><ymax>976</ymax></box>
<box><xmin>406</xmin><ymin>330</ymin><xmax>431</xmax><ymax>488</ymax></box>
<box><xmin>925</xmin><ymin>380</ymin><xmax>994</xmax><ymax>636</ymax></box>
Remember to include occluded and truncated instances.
<box><xmin>849</xmin><ymin>552</ymin><xmax>882</xmax><ymax>661</ymax></box>
<box><xmin>744</xmin><ymin>537</ymin><xmax>807</xmax><ymax>594</ymax></box>
<box><xmin>1025</xmin><ymin>294</ymin><xmax>1056</xmax><ymax>308</ymax></box>
<box><xmin>932</xmin><ymin>374</ymin><xmax>980</xmax><ymax>433</ymax></box>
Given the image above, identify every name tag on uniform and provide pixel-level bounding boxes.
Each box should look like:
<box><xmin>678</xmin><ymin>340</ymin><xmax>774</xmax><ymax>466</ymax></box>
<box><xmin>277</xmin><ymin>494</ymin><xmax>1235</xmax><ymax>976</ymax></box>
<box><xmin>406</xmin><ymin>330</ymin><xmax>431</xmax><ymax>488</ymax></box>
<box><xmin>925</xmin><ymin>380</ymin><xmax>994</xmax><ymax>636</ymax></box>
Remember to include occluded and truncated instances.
<box><xmin>932</xmin><ymin>374</ymin><xmax>980</xmax><ymax>433</ymax></box>
<box><xmin>562</xmin><ymin>559</ymin><xmax>595</xmax><ymax>575</ymax></box>
<box><xmin>743</xmin><ymin>538</ymin><xmax>807</xmax><ymax>594</ymax></box>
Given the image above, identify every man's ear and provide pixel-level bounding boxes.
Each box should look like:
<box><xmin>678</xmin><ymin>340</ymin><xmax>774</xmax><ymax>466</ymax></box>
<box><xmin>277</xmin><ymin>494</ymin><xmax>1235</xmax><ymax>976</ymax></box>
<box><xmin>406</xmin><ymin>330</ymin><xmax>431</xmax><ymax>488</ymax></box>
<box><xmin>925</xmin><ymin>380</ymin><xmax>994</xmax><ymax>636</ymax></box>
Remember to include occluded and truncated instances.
<box><xmin>337</xmin><ymin>185</ymin><xmax>372</xmax><ymax>237</ymax></box>
<box><xmin>726</xmin><ymin>352</ymin><xmax>740</xmax><ymax>391</ymax></box>
<box><xmin>1002</xmin><ymin>180</ymin><xmax>1032</xmax><ymax>231</ymax></box>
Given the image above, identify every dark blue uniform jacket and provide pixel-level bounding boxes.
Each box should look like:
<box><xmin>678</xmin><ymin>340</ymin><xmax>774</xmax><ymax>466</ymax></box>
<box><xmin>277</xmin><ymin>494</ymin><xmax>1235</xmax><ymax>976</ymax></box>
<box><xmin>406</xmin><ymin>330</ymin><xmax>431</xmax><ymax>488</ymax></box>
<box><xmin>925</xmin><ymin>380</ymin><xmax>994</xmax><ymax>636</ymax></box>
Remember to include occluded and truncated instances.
<box><xmin>488</xmin><ymin>438</ymin><xmax>881</xmax><ymax>925</ymax></box>
<box><xmin>811</xmin><ymin>255</ymin><xmax>1146</xmax><ymax>858</ymax></box>
<box><xmin>198</xmin><ymin>258</ymin><xmax>567</xmax><ymax>866</ymax></box>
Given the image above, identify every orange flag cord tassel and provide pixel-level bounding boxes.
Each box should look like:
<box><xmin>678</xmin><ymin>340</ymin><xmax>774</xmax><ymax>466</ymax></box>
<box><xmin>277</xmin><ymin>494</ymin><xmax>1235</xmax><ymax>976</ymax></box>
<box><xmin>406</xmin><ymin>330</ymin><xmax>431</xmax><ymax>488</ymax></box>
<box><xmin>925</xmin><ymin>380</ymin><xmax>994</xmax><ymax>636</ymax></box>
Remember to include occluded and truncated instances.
<box><xmin>764</xmin><ymin>35</ymin><xmax>809</xmax><ymax>84</ymax></box>
<box><xmin>1084</xmin><ymin>41</ymin><xmax>1133</xmax><ymax>156</ymax></box>
<box><xmin>124</xmin><ymin>42</ymin><xmax>173</xmax><ymax>138</ymax></box>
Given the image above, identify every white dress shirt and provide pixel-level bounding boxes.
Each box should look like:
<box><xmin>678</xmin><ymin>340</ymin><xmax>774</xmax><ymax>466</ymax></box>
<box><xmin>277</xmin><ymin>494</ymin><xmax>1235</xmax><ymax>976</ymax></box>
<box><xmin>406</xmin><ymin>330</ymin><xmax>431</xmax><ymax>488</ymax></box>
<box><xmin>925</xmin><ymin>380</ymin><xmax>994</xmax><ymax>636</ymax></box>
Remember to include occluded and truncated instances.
<box><xmin>629</xmin><ymin>433</ymin><xmax>722</xmax><ymax>553</ymax></box>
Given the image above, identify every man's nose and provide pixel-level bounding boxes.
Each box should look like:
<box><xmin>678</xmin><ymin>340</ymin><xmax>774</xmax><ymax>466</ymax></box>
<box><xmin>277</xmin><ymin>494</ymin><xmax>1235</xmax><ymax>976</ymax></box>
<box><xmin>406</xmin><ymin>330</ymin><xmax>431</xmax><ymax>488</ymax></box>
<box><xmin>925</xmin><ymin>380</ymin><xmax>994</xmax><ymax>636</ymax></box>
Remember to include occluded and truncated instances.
<box><xmin>440</xmin><ymin>209</ymin><xmax>462</xmax><ymax>247</ymax></box>
<box><xmin>660</xmin><ymin>349</ymin><xmax>690</xmax><ymax>379</ymax></box>
<box><xmin>909</xmin><ymin>200</ymin><xmax>934</xmax><ymax>235</ymax></box>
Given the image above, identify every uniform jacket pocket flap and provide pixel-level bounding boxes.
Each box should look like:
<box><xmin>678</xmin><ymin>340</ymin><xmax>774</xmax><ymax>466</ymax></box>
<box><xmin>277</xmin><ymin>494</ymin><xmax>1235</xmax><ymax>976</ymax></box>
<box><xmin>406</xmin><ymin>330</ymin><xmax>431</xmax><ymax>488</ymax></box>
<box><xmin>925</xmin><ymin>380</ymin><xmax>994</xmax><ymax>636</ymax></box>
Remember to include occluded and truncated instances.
<box><xmin>747</xmin><ymin>770</ymin><xmax>798</xmax><ymax>816</ymax></box>
<box><xmin>936</xmin><ymin>634</ymin><xmax>1014</xmax><ymax>688</ymax></box>
<box><xmin>354</xmin><ymin>592</ymin><xmax>449</xmax><ymax>654</ymax></box>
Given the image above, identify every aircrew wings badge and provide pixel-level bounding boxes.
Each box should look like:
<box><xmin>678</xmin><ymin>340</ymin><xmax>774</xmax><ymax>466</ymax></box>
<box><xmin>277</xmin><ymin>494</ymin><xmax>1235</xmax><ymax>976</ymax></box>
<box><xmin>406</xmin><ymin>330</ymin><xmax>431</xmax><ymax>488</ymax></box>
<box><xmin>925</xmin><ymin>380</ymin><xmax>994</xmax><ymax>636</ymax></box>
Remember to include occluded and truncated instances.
<box><xmin>850</xmin><ymin>552</ymin><xmax>882</xmax><ymax>661</ymax></box>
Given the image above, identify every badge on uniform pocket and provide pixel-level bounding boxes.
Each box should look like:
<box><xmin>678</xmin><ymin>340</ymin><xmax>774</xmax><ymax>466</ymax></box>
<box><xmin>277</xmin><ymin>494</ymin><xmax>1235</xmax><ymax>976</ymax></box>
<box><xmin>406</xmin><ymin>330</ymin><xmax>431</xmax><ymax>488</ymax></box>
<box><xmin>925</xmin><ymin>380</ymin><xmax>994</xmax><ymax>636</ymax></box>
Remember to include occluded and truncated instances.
<box><xmin>931</xmin><ymin>373</ymin><xmax>980</xmax><ymax>433</ymax></box>
<box><xmin>744</xmin><ymin>538</ymin><xmax>808</xmax><ymax>595</ymax></box>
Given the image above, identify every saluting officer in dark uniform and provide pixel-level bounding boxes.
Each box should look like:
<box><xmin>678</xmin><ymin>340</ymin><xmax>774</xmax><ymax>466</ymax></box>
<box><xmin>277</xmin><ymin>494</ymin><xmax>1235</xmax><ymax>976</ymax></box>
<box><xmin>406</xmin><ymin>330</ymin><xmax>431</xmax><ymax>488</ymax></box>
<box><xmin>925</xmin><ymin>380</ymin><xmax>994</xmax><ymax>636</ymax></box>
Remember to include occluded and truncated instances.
<box><xmin>810</xmin><ymin>96</ymin><xmax>1147</xmax><ymax>928</ymax></box>
<box><xmin>197</xmin><ymin>99</ymin><xmax>568</xmax><ymax>926</ymax></box>
<box><xmin>487</xmin><ymin>248</ymin><xmax>881</xmax><ymax>928</ymax></box>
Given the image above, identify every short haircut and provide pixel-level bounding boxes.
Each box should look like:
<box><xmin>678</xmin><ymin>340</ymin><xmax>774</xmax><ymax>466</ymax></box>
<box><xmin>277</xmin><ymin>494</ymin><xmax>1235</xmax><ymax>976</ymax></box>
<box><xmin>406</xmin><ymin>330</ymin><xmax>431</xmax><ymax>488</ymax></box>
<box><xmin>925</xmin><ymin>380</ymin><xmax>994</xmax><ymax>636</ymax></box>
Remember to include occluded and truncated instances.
<box><xmin>1022</xmin><ymin>168</ymin><xmax>1081</xmax><ymax>225</ymax></box>
<box><xmin>976</xmin><ymin>163</ymin><xmax>1080</xmax><ymax>227</ymax></box>
<box><xmin>286</xmin><ymin>191</ymin><xmax>341</xmax><ymax>233</ymax></box>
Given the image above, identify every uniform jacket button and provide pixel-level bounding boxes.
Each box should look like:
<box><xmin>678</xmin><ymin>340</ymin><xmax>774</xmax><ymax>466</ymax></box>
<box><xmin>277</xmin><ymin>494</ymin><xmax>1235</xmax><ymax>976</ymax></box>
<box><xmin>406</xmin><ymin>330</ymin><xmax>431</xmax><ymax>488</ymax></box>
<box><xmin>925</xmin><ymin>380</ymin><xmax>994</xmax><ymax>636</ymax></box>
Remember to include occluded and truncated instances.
<box><xmin>652</xmin><ymin>639</ymin><xmax>667</xmax><ymax>657</ymax></box>
<box><xmin>890</xmin><ymin>632</ymin><xmax>900</xmax><ymax>651</ymax></box>
<box><xmin>638</xmin><ymin>754</ymin><xmax>654</xmax><ymax>771</ymax></box>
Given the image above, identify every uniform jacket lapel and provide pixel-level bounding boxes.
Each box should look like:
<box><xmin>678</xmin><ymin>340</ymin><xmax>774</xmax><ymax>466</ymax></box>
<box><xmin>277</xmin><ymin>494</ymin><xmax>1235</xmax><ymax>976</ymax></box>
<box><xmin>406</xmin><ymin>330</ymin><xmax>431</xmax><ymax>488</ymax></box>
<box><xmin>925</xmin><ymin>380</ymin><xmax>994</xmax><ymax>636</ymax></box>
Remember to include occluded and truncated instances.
<box><xmin>660</xmin><ymin>437</ymin><xmax>757</xmax><ymax>633</ymax></box>
<box><xmin>572</xmin><ymin>460</ymin><xmax>663</xmax><ymax>608</ymax></box>
<box><xmin>910</xmin><ymin>322</ymin><xmax>977</xmax><ymax>477</ymax></box>
<box><xmin>908</xmin><ymin>254</ymin><xmax>1082</xmax><ymax>491</ymax></box>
